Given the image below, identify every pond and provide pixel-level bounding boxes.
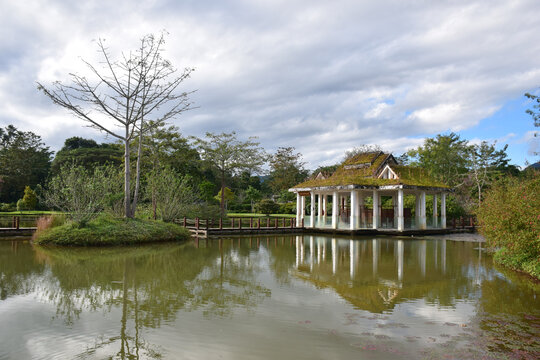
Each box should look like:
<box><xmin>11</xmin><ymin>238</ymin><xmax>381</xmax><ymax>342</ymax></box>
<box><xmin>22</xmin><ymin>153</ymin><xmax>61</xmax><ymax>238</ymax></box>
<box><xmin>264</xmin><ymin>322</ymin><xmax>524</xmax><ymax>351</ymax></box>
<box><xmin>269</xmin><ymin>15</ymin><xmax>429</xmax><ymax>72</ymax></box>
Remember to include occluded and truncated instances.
<box><xmin>0</xmin><ymin>235</ymin><xmax>538</xmax><ymax>359</ymax></box>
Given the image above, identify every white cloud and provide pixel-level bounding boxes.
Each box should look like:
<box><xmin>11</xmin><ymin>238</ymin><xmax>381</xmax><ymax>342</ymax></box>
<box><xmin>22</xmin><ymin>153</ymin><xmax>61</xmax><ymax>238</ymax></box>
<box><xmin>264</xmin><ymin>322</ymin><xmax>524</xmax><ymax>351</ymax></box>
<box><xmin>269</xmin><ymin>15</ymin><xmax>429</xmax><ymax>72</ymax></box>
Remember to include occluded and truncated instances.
<box><xmin>1</xmin><ymin>0</ymin><xmax>539</xmax><ymax>168</ymax></box>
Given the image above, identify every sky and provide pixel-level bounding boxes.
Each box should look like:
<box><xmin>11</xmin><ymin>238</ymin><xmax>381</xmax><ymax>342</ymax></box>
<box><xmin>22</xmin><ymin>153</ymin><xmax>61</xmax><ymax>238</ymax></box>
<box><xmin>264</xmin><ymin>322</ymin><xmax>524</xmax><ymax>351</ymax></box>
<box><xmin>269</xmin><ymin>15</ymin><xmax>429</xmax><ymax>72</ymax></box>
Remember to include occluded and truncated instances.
<box><xmin>1</xmin><ymin>0</ymin><xmax>539</xmax><ymax>169</ymax></box>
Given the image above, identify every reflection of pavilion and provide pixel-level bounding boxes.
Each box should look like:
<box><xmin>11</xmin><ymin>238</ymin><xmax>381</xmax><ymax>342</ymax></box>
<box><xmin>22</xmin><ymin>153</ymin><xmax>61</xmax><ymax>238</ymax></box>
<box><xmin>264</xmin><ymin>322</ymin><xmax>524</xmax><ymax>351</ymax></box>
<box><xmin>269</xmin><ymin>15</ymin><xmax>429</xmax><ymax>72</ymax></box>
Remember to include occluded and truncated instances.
<box><xmin>293</xmin><ymin>236</ymin><xmax>448</xmax><ymax>313</ymax></box>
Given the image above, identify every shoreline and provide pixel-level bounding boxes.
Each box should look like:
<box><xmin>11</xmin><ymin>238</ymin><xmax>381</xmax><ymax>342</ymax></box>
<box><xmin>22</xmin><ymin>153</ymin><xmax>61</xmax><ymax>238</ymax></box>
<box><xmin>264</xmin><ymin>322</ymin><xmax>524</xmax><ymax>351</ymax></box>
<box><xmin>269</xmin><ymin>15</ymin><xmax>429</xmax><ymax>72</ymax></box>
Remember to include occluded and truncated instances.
<box><xmin>419</xmin><ymin>232</ymin><xmax>486</xmax><ymax>243</ymax></box>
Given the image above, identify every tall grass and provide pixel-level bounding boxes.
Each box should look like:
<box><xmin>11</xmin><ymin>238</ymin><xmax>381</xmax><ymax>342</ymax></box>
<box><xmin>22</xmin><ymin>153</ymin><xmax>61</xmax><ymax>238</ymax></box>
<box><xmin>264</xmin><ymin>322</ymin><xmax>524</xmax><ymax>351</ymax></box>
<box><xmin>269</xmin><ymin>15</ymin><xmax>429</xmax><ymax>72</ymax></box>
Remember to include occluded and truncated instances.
<box><xmin>32</xmin><ymin>214</ymin><xmax>67</xmax><ymax>241</ymax></box>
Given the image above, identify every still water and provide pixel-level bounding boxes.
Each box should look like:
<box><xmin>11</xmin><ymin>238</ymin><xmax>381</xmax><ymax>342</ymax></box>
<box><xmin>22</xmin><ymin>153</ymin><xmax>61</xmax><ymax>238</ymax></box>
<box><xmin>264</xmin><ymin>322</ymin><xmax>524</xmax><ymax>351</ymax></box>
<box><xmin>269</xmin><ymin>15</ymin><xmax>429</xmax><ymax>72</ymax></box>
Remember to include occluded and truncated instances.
<box><xmin>0</xmin><ymin>236</ymin><xmax>538</xmax><ymax>360</ymax></box>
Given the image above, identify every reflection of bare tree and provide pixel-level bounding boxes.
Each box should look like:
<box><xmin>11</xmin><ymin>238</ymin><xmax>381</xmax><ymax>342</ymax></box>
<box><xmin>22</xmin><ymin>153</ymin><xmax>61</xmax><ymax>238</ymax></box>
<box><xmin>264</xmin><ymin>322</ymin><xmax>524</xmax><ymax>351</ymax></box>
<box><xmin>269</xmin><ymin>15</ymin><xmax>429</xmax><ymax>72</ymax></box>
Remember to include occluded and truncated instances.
<box><xmin>377</xmin><ymin>288</ymin><xmax>399</xmax><ymax>305</ymax></box>
<box><xmin>25</xmin><ymin>241</ymin><xmax>270</xmax><ymax>358</ymax></box>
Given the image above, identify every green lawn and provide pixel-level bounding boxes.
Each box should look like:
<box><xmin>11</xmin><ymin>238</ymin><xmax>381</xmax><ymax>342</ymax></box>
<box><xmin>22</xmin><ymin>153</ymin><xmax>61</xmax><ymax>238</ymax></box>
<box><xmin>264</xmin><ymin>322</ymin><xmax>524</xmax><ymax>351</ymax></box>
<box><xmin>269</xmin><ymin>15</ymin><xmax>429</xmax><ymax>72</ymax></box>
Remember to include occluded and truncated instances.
<box><xmin>0</xmin><ymin>211</ymin><xmax>62</xmax><ymax>216</ymax></box>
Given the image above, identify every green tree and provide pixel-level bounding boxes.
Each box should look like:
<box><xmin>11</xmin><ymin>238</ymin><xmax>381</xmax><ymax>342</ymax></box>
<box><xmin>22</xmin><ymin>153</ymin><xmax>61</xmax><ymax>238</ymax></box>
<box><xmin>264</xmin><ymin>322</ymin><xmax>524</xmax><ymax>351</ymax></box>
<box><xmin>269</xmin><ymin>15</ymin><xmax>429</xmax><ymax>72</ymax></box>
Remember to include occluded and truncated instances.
<box><xmin>38</xmin><ymin>33</ymin><xmax>194</xmax><ymax>218</ymax></box>
<box><xmin>0</xmin><ymin>125</ymin><xmax>52</xmax><ymax>203</ymax></box>
<box><xmin>214</xmin><ymin>187</ymin><xmax>235</xmax><ymax>210</ymax></box>
<box><xmin>135</xmin><ymin>122</ymin><xmax>202</xmax><ymax>218</ymax></box>
<box><xmin>269</xmin><ymin>147</ymin><xmax>308</xmax><ymax>193</ymax></box>
<box><xmin>194</xmin><ymin>132</ymin><xmax>265</xmax><ymax>214</ymax></box>
<box><xmin>245</xmin><ymin>185</ymin><xmax>262</xmax><ymax>212</ymax></box>
<box><xmin>17</xmin><ymin>186</ymin><xmax>38</xmax><ymax>211</ymax></box>
<box><xmin>525</xmin><ymin>91</ymin><xmax>540</xmax><ymax>156</ymax></box>
<box><xmin>407</xmin><ymin>133</ymin><xmax>470</xmax><ymax>187</ymax></box>
<box><xmin>199</xmin><ymin>180</ymin><xmax>216</xmax><ymax>203</ymax></box>
<box><xmin>468</xmin><ymin>141</ymin><xmax>511</xmax><ymax>203</ymax></box>
<box><xmin>51</xmin><ymin>137</ymin><xmax>123</xmax><ymax>175</ymax></box>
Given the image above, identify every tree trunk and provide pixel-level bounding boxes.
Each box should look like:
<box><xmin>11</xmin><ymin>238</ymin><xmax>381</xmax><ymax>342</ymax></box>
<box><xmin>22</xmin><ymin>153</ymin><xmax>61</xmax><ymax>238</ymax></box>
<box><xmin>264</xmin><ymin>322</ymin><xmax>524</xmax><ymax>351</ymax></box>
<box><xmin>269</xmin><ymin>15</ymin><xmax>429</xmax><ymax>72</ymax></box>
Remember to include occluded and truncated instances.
<box><xmin>124</xmin><ymin>128</ymin><xmax>132</xmax><ymax>218</ymax></box>
<box><xmin>131</xmin><ymin>122</ymin><xmax>144</xmax><ymax>216</ymax></box>
<box><xmin>220</xmin><ymin>170</ymin><xmax>225</xmax><ymax>215</ymax></box>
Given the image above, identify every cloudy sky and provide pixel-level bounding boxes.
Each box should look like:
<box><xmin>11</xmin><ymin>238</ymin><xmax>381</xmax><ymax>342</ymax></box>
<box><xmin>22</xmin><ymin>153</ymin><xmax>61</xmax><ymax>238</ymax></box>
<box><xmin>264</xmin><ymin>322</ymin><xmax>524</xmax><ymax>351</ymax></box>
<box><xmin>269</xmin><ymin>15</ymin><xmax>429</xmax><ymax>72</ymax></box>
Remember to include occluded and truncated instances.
<box><xmin>1</xmin><ymin>0</ymin><xmax>539</xmax><ymax>169</ymax></box>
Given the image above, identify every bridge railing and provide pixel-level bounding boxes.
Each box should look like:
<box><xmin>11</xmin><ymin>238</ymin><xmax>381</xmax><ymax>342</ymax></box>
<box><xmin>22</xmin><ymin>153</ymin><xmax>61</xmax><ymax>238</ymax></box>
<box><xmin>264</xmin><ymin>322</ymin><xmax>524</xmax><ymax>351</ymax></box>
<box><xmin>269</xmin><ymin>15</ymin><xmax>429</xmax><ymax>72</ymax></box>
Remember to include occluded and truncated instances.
<box><xmin>175</xmin><ymin>217</ymin><xmax>302</xmax><ymax>230</ymax></box>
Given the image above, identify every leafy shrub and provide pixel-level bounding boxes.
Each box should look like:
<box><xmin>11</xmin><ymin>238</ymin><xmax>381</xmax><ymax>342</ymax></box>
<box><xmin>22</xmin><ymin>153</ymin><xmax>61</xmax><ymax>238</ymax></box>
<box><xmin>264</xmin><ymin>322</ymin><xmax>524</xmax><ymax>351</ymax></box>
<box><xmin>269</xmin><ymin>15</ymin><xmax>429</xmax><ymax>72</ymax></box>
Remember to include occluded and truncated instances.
<box><xmin>279</xmin><ymin>202</ymin><xmax>296</xmax><ymax>214</ymax></box>
<box><xmin>146</xmin><ymin>166</ymin><xmax>199</xmax><ymax>222</ymax></box>
<box><xmin>0</xmin><ymin>203</ymin><xmax>16</xmax><ymax>212</ymax></box>
<box><xmin>256</xmin><ymin>199</ymin><xmax>280</xmax><ymax>215</ymax></box>
<box><xmin>188</xmin><ymin>204</ymin><xmax>222</xmax><ymax>220</ymax></box>
<box><xmin>41</xmin><ymin>164</ymin><xmax>121</xmax><ymax>226</ymax></box>
<box><xmin>477</xmin><ymin>173</ymin><xmax>540</xmax><ymax>279</ymax></box>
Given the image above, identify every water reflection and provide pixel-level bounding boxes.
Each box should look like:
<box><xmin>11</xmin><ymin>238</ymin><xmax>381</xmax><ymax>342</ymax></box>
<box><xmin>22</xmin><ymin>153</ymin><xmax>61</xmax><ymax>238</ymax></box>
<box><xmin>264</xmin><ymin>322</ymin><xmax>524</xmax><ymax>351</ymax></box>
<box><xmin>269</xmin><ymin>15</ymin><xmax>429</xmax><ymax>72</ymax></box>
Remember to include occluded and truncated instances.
<box><xmin>0</xmin><ymin>237</ymin><xmax>538</xmax><ymax>359</ymax></box>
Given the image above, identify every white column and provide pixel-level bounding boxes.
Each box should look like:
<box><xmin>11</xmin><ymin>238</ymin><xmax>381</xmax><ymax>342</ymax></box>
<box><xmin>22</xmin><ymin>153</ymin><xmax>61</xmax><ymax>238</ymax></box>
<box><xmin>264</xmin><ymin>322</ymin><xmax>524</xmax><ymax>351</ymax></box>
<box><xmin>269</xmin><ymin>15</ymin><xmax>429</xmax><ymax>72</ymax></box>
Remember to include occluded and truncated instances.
<box><xmin>441</xmin><ymin>193</ymin><xmax>447</xmax><ymax>229</ymax></box>
<box><xmin>322</xmin><ymin>195</ymin><xmax>327</xmax><ymax>217</ymax></box>
<box><xmin>296</xmin><ymin>193</ymin><xmax>301</xmax><ymax>226</ymax></box>
<box><xmin>317</xmin><ymin>193</ymin><xmax>322</xmax><ymax>217</ymax></box>
<box><xmin>359</xmin><ymin>193</ymin><xmax>365</xmax><ymax>228</ymax></box>
<box><xmin>372</xmin><ymin>190</ymin><xmax>379</xmax><ymax>229</ymax></box>
<box><xmin>310</xmin><ymin>192</ymin><xmax>315</xmax><ymax>228</ymax></box>
<box><xmin>350</xmin><ymin>190</ymin><xmax>358</xmax><ymax>230</ymax></box>
<box><xmin>432</xmin><ymin>194</ymin><xmax>438</xmax><ymax>228</ymax></box>
<box><xmin>419</xmin><ymin>191</ymin><xmax>426</xmax><ymax>230</ymax></box>
<box><xmin>397</xmin><ymin>189</ymin><xmax>404</xmax><ymax>231</ymax></box>
<box><xmin>332</xmin><ymin>191</ymin><xmax>339</xmax><ymax>229</ymax></box>
<box><xmin>301</xmin><ymin>196</ymin><xmax>305</xmax><ymax>226</ymax></box>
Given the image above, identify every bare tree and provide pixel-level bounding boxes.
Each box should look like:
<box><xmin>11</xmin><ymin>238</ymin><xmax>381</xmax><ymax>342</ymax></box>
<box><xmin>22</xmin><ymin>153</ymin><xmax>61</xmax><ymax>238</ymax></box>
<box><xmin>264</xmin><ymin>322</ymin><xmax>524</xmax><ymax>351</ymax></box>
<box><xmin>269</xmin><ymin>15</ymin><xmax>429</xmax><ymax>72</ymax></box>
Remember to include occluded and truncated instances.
<box><xmin>37</xmin><ymin>33</ymin><xmax>194</xmax><ymax>218</ymax></box>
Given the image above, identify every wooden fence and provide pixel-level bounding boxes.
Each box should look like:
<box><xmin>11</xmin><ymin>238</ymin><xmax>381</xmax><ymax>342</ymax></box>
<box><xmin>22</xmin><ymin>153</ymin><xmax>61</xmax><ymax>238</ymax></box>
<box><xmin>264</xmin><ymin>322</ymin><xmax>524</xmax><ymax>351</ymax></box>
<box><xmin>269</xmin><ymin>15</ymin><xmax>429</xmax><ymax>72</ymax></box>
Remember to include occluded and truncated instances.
<box><xmin>175</xmin><ymin>217</ymin><xmax>302</xmax><ymax>230</ymax></box>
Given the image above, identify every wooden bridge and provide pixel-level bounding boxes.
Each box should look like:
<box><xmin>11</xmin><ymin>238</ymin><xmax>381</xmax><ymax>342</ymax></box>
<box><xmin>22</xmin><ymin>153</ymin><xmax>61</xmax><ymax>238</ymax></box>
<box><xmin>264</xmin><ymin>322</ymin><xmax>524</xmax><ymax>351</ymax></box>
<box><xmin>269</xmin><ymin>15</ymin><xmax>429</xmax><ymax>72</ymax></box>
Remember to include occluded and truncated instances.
<box><xmin>176</xmin><ymin>216</ymin><xmax>477</xmax><ymax>238</ymax></box>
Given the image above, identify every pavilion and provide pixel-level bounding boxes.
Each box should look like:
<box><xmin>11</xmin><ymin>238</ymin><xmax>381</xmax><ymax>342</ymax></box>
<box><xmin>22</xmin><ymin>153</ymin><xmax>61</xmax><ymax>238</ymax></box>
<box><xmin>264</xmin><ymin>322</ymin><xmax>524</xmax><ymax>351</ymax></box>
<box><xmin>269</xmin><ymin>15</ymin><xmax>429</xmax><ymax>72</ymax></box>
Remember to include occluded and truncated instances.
<box><xmin>289</xmin><ymin>152</ymin><xmax>452</xmax><ymax>232</ymax></box>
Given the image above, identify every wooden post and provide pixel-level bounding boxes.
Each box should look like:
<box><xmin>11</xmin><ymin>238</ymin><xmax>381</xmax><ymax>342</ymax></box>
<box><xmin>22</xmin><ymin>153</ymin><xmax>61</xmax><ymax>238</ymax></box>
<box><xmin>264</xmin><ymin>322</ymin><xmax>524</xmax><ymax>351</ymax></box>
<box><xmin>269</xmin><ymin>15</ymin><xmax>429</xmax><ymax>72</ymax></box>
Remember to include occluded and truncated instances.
<box><xmin>16</xmin><ymin>217</ymin><xmax>20</xmax><ymax>230</ymax></box>
<box><xmin>274</xmin><ymin>218</ymin><xmax>278</xmax><ymax>228</ymax></box>
<box><xmin>183</xmin><ymin>217</ymin><xmax>187</xmax><ymax>227</ymax></box>
<box><xmin>290</xmin><ymin>218</ymin><xmax>293</xmax><ymax>228</ymax></box>
<box><xmin>301</xmin><ymin>218</ymin><xmax>304</xmax><ymax>228</ymax></box>
<box><xmin>195</xmin><ymin>217</ymin><xmax>199</xmax><ymax>230</ymax></box>
<box><xmin>219</xmin><ymin>217</ymin><xmax>223</xmax><ymax>229</ymax></box>
<box><xmin>266</xmin><ymin>217</ymin><xmax>270</xmax><ymax>228</ymax></box>
<box><xmin>249</xmin><ymin>217</ymin><xmax>253</xmax><ymax>228</ymax></box>
<box><xmin>282</xmin><ymin>218</ymin><xmax>285</xmax><ymax>227</ymax></box>
<box><xmin>257</xmin><ymin>218</ymin><xmax>261</xmax><ymax>229</ymax></box>
<box><xmin>12</xmin><ymin>216</ymin><xmax>16</xmax><ymax>228</ymax></box>
<box><xmin>239</xmin><ymin>218</ymin><xmax>242</xmax><ymax>229</ymax></box>
<box><xmin>292</xmin><ymin>217</ymin><xmax>296</xmax><ymax>228</ymax></box>
<box><xmin>205</xmin><ymin>219</ymin><xmax>209</xmax><ymax>230</ymax></box>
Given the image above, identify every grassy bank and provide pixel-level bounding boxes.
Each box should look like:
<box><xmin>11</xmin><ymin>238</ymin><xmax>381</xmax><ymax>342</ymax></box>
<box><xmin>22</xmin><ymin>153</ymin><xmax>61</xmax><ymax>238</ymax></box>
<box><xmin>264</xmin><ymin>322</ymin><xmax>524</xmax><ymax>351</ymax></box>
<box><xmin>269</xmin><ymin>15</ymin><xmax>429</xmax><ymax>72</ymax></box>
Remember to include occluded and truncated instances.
<box><xmin>33</xmin><ymin>215</ymin><xmax>190</xmax><ymax>246</ymax></box>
